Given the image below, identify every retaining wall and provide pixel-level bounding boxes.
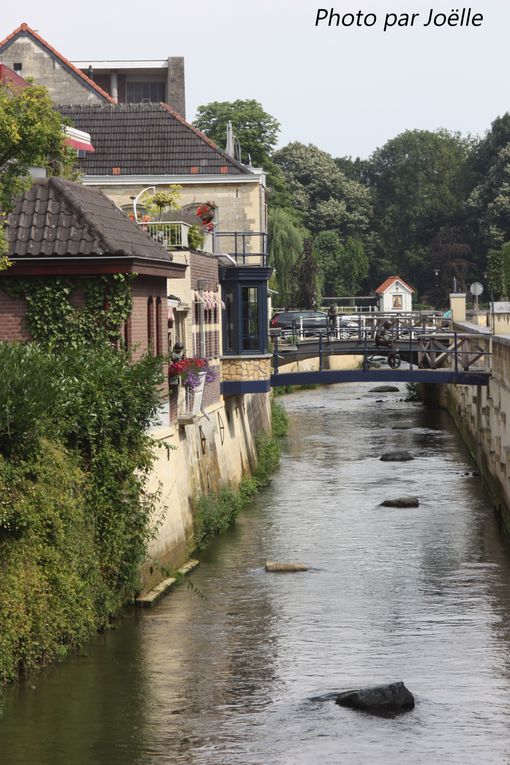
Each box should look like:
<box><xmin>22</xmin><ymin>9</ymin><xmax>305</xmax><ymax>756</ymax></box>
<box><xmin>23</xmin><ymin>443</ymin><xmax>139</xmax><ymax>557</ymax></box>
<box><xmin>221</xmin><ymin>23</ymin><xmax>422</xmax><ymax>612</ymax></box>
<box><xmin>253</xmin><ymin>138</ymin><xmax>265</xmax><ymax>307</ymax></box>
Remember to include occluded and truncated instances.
<box><xmin>144</xmin><ymin>391</ymin><xmax>271</xmax><ymax>590</ymax></box>
<box><xmin>428</xmin><ymin>333</ymin><xmax>510</xmax><ymax>533</ymax></box>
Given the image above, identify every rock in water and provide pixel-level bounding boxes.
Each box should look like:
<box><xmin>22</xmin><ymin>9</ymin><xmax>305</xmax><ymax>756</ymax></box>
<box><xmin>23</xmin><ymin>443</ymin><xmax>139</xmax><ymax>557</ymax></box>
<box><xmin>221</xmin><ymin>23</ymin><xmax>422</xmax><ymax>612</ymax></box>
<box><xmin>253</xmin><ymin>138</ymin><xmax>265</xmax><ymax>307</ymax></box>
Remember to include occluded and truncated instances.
<box><xmin>370</xmin><ymin>385</ymin><xmax>400</xmax><ymax>393</ymax></box>
<box><xmin>265</xmin><ymin>561</ymin><xmax>308</xmax><ymax>572</ymax></box>
<box><xmin>336</xmin><ymin>682</ymin><xmax>415</xmax><ymax>716</ymax></box>
<box><xmin>380</xmin><ymin>497</ymin><xmax>419</xmax><ymax>508</ymax></box>
<box><xmin>380</xmin><ymin>451</ymin><xmax>414</xmax><ymax>462</ymax></box>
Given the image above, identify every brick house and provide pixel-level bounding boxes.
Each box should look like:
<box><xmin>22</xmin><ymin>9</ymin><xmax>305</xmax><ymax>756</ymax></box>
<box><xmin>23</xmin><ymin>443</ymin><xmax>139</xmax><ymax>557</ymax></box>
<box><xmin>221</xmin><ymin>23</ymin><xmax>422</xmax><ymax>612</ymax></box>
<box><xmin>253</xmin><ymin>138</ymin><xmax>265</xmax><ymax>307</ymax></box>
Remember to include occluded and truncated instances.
<box><xmin>2</xmin><ymin>176</ymin><xmax>186</xmax><ymax>358</ymax></box>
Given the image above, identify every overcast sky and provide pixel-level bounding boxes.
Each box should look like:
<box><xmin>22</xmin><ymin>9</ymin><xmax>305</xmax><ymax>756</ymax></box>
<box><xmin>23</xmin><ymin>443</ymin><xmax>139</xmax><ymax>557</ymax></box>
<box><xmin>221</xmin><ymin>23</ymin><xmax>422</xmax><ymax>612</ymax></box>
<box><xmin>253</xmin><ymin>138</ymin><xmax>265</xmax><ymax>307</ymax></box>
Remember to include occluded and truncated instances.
<box><xmin>3</xmin><ymin>1</ymin><xmax>509</xmax><ymax>158</ymax></box>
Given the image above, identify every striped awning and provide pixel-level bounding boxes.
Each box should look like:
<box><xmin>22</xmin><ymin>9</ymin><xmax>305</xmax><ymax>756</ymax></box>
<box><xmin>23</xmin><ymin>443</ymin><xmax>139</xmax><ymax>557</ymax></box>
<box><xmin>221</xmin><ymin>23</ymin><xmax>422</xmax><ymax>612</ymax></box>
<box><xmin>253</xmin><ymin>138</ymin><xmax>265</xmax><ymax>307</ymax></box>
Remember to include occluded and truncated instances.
<box><xmin>193</xmin><ymin>290</ymin><xmax>225</xmax><ymax>309</ymax></box>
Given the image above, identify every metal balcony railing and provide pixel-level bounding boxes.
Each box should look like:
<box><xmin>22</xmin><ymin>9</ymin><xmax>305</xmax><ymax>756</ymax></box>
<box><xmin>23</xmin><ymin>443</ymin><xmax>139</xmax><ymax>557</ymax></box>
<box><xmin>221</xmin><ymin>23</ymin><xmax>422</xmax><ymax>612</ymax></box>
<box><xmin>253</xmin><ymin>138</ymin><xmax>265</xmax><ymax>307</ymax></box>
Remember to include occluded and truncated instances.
<box><xmin>138</xmin><ymin>221</ymin><xmax>190</xmax><ymax>250</ymax></box>
<box><xmin>214</xmin><ymin>231</ymin><xmax>268</xmax><ymax>266</ymax></box>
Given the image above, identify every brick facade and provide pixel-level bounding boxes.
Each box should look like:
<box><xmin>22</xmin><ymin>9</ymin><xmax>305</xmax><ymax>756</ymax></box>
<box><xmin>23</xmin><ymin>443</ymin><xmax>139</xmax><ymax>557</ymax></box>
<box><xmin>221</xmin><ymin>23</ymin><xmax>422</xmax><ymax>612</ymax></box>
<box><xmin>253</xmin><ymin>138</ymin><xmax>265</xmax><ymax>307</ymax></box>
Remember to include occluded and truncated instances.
<box><xmin>0</xmin><ymin>276</ymin><xmax>168</xmax><ymax>359</ymax></box>
<box><xmin>128</xmin><ymin>276</ymin><xmax>169</xmax><ymax>361</ymax></box>
<box><xmin>0</xmin><ymin>289</ymin><xmax>30</xmax><ymax>341</ymax></box>
<box><xmin>190</xmin><ymin>252</ymin><xmax>219</xmax><ymax>290</ymax></box>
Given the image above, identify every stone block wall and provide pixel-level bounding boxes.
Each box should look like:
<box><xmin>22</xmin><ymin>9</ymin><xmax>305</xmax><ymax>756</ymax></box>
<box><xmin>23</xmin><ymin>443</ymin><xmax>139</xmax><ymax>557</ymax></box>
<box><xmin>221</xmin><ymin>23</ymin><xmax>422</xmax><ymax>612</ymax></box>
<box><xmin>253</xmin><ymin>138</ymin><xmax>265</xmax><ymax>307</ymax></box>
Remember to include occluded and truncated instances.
<box><xmin>0</xmin><ymin>37</ymin><xmax>104</xmax><ymax>104</ymax></box>
<box><xmin>436</xmin><ymin>334</ymin><xmax>510</xmax><ymax>532</ymax></box>
<box><xmin>96</xmin><ymin>180</ymin><xmax>265</xmax><ymax>242</ymax></box>
<box><xmin>221</xmin><ymin>356</ymin><xmax>272</xmax><ymax>382</ymax></box>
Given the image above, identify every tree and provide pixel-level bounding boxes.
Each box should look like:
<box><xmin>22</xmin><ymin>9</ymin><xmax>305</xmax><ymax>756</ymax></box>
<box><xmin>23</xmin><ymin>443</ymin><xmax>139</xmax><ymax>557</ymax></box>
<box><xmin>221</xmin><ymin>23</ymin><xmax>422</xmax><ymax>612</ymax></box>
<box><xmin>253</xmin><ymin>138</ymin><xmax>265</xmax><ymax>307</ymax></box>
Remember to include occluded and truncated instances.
<box><xmin>487</xmin><ymin>248</ymin><xmax>507</xmax><ymax>299</ymax></box>
<box><xmin>268</xmin><ymin>209</ymin><xmax>304</xmax><ymax>306</ymax></box>
<box><xmin>294</xmin><ymin>238</ymin><xmax>321</xmax><ymax>309</ymax></box>
<box><xmin>365</xmin><ymin>129</ymin><xmax>472</xmax><ymax>295</ymax></box>
<box><xmin>467</xmin><ymin>144</ymin><xmax>510</xmax><ymax>251</ymax></box>
<box><xmin>273</xmin><ymin>142</ymin><xmax>372</xmax><ymax>240</ymax></box>
<box><xmin>193</xmin><ymin>99</ymin><xmax>280</xmax><ymax>168</ymax></box>
<box><xmin>315</xmin><ymin>231</ymin><xmax>368</xmax><ymax>297</ymax></box>
<box><xmin>0</xmin><ymin>82</ymin><xmax>74</xmax><ymax>214</ymax></box>
<box><xmin>146</xmin><ymin>187</ymin><xmax>181</xmax><ymax>219</ymax></box>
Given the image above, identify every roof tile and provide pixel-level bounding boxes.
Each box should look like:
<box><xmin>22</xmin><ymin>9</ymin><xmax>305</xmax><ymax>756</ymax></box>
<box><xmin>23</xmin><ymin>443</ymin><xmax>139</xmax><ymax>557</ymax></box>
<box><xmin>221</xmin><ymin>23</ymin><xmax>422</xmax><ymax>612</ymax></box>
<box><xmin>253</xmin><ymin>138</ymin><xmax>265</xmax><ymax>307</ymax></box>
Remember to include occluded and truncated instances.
<box><xmin>6</xmin><ymin>177</ymin><xmax>173</xmax><ymax>262</ymax></box>
<box><xmin>57</xmin><ymin>103</ymin><xmax>252</xmax><ymax>177</ymax></box>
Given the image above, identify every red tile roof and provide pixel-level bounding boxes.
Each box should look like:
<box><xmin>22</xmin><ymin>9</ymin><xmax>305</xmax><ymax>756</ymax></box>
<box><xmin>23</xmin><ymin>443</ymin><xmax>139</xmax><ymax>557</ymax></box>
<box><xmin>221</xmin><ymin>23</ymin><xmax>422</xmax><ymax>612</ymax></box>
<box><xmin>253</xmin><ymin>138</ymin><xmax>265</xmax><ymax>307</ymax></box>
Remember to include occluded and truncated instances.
<box><xmin>0</xmin><ymin>23</ymin><xmax>115</xmax><ymax>104</ymax></box>
<box><xmin>375</xmin><ymin>275</ymin><xmax>415</xmax><ymax>294</ymax></box>
<box><xmin>0</xmin><ymin>63</ymin><xmax>28</xmax><ymax>89</ymax></box>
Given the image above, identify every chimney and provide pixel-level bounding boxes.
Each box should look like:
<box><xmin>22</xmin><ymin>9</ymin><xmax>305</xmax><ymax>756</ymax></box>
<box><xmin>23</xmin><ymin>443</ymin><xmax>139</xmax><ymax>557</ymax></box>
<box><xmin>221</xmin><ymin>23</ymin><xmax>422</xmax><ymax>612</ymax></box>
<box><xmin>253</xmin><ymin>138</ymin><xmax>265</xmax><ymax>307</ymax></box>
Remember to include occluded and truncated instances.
<box><xmin>167</xmin><ymin>57</ymin><xmax>186</xmax><ymax>118</ymax></box>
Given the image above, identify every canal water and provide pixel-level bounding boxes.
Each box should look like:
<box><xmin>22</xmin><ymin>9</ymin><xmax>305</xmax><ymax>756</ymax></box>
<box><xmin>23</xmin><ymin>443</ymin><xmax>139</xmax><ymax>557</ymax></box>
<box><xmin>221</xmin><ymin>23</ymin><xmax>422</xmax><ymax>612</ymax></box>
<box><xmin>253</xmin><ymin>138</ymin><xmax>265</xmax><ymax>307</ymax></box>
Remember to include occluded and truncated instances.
<box><xmin>2</xmin><ymin>383</ymin><xmax>510</xmax><ymax>765</ymax></box>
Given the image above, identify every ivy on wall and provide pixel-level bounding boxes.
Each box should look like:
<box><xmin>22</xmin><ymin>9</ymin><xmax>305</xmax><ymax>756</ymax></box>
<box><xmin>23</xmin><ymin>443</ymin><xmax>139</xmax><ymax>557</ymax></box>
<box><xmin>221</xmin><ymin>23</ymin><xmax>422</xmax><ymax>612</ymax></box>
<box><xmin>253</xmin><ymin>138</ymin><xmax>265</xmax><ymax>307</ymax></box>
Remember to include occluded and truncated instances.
<box><xmin>2</xmin><ymin>273</ymin><xmax>135</xmax><ymax>346</ymax></box>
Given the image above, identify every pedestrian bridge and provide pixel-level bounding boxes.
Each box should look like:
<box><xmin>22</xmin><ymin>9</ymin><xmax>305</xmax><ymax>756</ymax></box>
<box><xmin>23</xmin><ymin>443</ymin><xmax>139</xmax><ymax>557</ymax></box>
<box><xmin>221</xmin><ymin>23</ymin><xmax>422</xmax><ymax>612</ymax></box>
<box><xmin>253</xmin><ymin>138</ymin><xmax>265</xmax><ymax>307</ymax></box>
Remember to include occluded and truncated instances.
<box><xmin>270</xmin><ymin>330</ymin><xmax>491</xmax><ymax>388</ymax></box>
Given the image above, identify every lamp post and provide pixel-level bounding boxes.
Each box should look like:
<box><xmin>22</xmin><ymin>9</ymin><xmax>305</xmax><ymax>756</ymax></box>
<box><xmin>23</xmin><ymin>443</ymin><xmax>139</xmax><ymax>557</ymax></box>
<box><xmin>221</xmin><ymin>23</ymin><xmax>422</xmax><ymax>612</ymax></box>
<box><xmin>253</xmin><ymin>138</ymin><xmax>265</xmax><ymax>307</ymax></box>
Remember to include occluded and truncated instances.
<box><xmin>132</xmin><ymin>186</ymin><xmax>156</xmax><ymax>222</ymax></box>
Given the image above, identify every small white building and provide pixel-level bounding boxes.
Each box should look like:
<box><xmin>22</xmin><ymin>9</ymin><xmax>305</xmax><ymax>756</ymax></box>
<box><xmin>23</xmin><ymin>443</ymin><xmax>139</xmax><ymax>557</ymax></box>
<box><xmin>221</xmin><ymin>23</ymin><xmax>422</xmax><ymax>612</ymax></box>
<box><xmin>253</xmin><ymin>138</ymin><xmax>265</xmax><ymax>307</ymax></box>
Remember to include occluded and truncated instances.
<box><xmin>375</xmin><ymin>275</ymin><xmax>414</xmax><ymax>313</ymax></box>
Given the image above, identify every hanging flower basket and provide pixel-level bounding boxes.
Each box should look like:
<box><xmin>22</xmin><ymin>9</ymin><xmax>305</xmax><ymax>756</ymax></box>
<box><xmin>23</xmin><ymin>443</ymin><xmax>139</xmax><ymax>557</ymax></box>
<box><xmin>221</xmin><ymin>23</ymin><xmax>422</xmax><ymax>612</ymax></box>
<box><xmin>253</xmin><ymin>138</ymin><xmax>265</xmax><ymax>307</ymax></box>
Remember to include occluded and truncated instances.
<box><xmin>168</xmin><ymin>357</ymin><xmax>217</xmax><ymax>389</ymax></box>
<box><xmin>196</xmin><ymin>202</ymin><xmax>216</xmax><ymax>232</ymax></box>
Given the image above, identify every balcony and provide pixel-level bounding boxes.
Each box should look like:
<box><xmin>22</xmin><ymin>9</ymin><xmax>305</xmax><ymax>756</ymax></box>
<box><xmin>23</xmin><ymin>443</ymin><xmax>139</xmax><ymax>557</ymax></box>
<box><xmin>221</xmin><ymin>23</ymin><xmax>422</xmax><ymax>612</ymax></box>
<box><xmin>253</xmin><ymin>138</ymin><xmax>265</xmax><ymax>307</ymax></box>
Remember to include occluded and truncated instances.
<box><xmin>214</xmin><ymin>231</ymin><xmax>268</xmax><ymax>267</ymax></box>
<box><xmin>138</xmin><ymin>221</ymin><xmax>190</xmax><ymax>250</ymax></box>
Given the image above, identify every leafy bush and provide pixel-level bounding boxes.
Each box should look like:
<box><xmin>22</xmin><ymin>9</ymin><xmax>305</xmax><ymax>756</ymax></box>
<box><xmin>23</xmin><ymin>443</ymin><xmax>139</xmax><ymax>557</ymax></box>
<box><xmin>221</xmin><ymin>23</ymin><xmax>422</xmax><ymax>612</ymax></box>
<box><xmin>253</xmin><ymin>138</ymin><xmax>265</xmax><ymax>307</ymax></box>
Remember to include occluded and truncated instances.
<box><xmin>0</xmin><ymin>342</ymin><xmax>167</xmax><ymax>682</ymax></box>
<box><xmin>192</xmin><ymin>398</ymin><xmax>289</xmax><ymax>549</ymax></box>
<box><xmin>0</xmin><ymin>443</ymin><xmax>100</xmax><ymax>683</ymax></box>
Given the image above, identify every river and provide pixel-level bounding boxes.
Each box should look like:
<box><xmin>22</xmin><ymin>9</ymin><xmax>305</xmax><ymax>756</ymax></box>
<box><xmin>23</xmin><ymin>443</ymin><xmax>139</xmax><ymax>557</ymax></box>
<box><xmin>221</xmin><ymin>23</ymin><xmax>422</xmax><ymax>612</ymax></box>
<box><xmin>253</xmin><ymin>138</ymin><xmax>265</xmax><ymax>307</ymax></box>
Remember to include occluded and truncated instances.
<box><xmin>2</xmin><ymin>383</ymin><xmax>510</xmax><ymax>764</ymax></box>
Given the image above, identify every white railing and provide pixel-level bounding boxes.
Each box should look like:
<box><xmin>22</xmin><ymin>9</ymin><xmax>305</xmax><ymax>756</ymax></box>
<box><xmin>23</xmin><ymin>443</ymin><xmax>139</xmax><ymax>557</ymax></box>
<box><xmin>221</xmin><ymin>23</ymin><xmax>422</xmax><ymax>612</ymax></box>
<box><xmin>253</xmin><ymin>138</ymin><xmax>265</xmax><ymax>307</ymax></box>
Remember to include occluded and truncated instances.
<box><xmin>138</xmin><ymin>221</ymin><xmax>190</xmax><ymax>250</ymax></box>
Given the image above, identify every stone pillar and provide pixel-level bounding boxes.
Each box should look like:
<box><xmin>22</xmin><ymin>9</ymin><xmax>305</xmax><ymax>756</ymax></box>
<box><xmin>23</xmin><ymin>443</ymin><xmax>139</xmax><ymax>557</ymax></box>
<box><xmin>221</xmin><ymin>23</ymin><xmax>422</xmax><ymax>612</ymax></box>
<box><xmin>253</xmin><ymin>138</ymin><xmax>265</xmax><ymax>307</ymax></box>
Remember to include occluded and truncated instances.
<box><xmin>110</xmin><ymin>71</ymin><xmax>118</xmax><ymax>102</ymax></box>
<box><xmin>450</xmin><ymin>293</ymin><xmax>466</xmax><ymax>323</ymax></box>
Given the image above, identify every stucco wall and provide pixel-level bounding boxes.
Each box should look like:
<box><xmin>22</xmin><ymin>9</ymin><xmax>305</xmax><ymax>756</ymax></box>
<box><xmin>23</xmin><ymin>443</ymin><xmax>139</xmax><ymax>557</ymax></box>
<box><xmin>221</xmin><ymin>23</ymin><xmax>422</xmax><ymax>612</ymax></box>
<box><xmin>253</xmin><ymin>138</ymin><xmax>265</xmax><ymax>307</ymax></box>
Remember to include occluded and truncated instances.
<box><xmin>144</xmin><ymin>391</ymin><xmax>271</xmax><ymax>589</ymax></box>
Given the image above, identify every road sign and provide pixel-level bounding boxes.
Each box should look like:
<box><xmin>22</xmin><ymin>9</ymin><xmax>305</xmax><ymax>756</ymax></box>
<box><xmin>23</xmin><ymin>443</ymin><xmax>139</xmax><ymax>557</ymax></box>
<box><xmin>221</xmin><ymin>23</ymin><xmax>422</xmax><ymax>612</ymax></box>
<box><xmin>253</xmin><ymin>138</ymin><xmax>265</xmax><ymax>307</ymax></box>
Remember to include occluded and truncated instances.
<box><xmin>470</xmin><ymin>282</ymin><xmax>483</xmax><ymax>296</ymax></box>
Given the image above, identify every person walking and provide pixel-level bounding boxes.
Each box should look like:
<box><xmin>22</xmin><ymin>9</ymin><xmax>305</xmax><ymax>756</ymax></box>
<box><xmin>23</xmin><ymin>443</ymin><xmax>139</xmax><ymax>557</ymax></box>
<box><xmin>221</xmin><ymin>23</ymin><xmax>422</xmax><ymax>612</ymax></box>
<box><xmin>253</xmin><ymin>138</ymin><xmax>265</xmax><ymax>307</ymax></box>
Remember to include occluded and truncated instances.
<box><xmin>328</xmin><ymin>303</ymin><xmax>338</xmax><ymax>336</ymax></box>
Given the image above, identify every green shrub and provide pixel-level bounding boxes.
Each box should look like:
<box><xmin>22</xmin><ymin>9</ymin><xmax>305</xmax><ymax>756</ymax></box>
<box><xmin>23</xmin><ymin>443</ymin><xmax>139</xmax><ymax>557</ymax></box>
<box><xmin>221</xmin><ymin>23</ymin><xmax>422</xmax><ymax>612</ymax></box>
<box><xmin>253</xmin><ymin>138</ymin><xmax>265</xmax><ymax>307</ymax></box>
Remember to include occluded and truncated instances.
<box><xmin>271</xmin><ymin>399</ymin><xmax>289</xmax><ymax>438</ymax></box>
<box><xmin>0</xmin><ymin>343</ymin><xmax>57</xmax><ymax>458</ymax></box>
<box><xmin>192</xmin><ymin>398</ymin><xmax>289</xmax><ymax>550</ymax></box>
<box><xmin>0</xmin><ymin>443</ymin><xmax>100</xmax><ymax>684</ymax></box>
<box><xmin>0</xmin><ymin>342</ymin><xmax>167</xmax><ymax>682</ymax></box>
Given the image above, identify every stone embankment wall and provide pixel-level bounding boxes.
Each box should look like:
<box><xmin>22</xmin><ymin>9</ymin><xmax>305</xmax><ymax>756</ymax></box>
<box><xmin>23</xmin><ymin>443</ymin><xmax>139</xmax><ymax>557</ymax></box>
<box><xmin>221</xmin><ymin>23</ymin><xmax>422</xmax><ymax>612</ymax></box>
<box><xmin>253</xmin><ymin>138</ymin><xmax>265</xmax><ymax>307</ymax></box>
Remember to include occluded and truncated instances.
<box><xmin>429</xmin><ymin>332</ymin><xmax>510</xmax><ymax>533</ymax></box>
<box><xmin>144</xmin><ymin>391</ymin><xmax>271</xmax><ymax>590</ymax></box>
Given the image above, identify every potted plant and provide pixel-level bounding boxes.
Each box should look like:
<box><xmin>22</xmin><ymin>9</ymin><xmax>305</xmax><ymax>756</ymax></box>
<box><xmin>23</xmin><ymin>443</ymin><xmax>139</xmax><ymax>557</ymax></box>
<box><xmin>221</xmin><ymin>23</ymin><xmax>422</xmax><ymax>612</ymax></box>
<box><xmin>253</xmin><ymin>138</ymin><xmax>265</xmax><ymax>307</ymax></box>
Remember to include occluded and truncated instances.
<box><xmin>168</xmin><ymin>357</ymin><xmax>217</xmax><ymax>415</ymax></box>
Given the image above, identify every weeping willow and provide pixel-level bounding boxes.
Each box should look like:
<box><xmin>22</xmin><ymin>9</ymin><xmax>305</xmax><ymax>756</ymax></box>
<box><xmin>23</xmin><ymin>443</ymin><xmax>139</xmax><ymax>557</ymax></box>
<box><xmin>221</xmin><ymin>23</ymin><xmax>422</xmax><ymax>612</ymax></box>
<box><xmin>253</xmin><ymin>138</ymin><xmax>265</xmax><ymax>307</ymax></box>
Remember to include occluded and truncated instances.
<box><xmin>268</xmin><ymin>209</ymin><xmax>304</xmax><ymax>307</ymax></box>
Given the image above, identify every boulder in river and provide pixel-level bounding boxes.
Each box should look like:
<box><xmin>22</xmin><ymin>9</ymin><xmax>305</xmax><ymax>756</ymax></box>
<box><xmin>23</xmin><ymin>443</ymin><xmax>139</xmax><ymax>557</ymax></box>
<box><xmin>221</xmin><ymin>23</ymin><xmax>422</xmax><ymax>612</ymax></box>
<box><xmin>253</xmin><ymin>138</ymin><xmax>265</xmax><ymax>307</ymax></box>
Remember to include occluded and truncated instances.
<box><xmin>265</xmin><ymin>561</ymin><xmax>308</xmax><ymax>572</ymax></box>
<box><xmin>380</xmin><ymin>451</ymin><xmax>414</xmax><ymax>462</ymax></box>
<box><xmin>370</xmin><ymin>385</ymin><xmax>400</xmax><ymax>393</ymax></box>
<box><xmin>335</xmin><ymin>682</ymin><xmax>415</xmax><ymax>717</ymax></box>
<box><xmin>380</xmin><ymin>497</ymin><xmax>420</xmax><ymax>508</ymax></box>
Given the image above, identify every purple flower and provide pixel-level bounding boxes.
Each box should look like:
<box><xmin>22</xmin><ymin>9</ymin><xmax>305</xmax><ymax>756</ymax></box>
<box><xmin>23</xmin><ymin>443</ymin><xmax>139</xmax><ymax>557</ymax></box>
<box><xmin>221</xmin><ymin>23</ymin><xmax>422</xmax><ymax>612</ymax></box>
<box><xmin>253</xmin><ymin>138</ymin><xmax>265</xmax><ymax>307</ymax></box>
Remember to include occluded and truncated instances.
<box><xmin>185</xmin><ymin>371</ymin><xmax>201</xmax><ymax>390</ymax></box>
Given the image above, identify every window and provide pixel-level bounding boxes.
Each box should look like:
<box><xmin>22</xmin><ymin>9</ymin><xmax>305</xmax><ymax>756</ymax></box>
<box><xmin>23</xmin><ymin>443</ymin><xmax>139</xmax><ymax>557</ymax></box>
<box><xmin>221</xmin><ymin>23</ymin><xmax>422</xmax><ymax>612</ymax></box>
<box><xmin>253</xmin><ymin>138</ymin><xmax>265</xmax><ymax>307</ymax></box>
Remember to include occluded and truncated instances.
<box><xmin>223</xmin><ymin>289</ymin><xmax>235</xmax><ymax>353</ymax></box>
<box><xmin>155</xmin><ymin>297</ymin><xmax>162</xmax><ymax>356</ymax></box>
<box><xmin>241</xmin><ymin>287</ymin><xmax>259</xmax><ymax>351</ymax></box>
<box><xmin>126</xmin><ymin>81</ymin><xmax>165</xmax><ymax>103</ymax></box>
<box><xmin>13</xmin><ymin>63</ymin><xmax>22</xmax><ymax>72</ymax></box>
<box><xmin>147</xmin><ymin>297</ymin><xmax>154</xmax><ymax>353</ymax></box>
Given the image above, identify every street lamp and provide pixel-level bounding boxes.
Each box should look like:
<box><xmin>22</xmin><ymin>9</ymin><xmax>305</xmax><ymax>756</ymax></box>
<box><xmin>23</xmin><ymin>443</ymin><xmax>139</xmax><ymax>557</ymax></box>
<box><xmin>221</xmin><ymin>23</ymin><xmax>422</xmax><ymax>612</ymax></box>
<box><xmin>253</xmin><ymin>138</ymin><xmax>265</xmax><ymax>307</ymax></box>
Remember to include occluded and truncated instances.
<box><xmin>131</xmin><ymin>186</ymin><xmax>156</xmax><ymax>222</ymax></box>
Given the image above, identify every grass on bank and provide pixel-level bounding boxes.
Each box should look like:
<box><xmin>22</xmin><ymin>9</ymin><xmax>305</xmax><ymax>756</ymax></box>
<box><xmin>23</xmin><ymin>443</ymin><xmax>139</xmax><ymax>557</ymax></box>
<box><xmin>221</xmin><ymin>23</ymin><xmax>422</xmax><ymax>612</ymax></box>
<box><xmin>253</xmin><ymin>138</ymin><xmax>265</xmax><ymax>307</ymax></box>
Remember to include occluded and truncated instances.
<box><xmin>192</xmin><ymin>399</ymin><xmax>289</xmax><ymax>550</ymax></box>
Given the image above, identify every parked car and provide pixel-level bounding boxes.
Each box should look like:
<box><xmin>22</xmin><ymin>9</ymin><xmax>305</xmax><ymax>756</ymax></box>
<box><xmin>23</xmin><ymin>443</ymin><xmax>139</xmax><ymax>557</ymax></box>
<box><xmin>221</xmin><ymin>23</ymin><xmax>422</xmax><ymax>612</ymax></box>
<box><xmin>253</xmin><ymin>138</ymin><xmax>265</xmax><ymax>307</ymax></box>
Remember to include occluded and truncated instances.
<box><xmin>270</xmin><ymin>310</ymin><xmax>328</xmax><ymax>335</ymax></box>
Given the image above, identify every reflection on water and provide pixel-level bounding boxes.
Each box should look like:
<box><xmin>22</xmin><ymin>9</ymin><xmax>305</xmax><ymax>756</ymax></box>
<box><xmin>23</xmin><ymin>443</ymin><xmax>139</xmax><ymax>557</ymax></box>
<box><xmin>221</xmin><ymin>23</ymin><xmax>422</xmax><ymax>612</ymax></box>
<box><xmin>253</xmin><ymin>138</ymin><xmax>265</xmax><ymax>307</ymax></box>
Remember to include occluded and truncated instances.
<box><xmin>2</xmin><ymin>383</ymin><xmax>510</xmax><ymax>765</ymax></box>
